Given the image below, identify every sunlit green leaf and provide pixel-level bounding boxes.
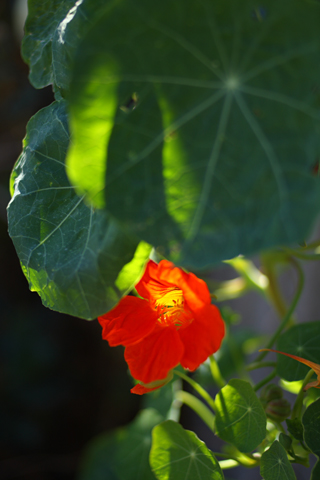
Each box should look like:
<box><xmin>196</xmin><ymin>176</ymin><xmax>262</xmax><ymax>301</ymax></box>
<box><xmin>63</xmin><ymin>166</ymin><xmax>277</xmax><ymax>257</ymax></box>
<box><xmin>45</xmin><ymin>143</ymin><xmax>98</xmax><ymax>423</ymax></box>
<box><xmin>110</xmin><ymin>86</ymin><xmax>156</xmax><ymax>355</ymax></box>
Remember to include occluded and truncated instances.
<box><xmin>260</xmin><ymin>440</ymin><xmax>296</xmax><ymax>480</ymax></box>
<box><xmin>7</xmin><ymin>101</ymin><xmax>151</xmax><ymax>319</ymax></box>
<box><xmin>67</xmin><ymin>0</ymin><xmax>320</xmax><ymax>267</ymax></box>
<box><xmin>214</xmin><ymin>379</ymin><xmax>266</xmax><ymax>452</ymax></box>
<box><xmin>150</xmin><ymin>420</ymin><xmax>224</xmax><ymax>480</ymax></box>
<box><xmin>302</xmin><ymin>398</ymin><xmax>320</xmax><ymax>480</ymax></box>
<box><xmin>78</xmin><ymin>409</ymin><xmax>161</xmax><ymax>480</ymax></box>
<box><xmin>276</xmin><ymin>322</ymin><xmax>320</xmax><ymax>382</ymax></box>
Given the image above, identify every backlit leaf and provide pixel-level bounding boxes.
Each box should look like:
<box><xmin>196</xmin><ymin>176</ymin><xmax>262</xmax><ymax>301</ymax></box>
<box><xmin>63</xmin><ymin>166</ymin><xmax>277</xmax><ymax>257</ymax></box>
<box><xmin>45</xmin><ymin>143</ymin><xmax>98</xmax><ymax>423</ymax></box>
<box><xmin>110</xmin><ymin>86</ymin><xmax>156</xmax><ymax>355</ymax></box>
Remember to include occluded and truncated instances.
<box><xmin>214</xmin><ymin>379</ymin><xmax>266</xmax><ymax>452</ymax></box>
<box><xmin>260</xmin><ymin>440</ymin><xmax>296</xmax><ymax>480</ymax></box>
<box><xmin>150</xmin><ymin>420</ymin><xmax>224</xmax><ymax>480</ymax></box>
<box><xmin>7</xmin><ymin>101</ymin><xmax>151</xmax><ymax>319</ymax></box>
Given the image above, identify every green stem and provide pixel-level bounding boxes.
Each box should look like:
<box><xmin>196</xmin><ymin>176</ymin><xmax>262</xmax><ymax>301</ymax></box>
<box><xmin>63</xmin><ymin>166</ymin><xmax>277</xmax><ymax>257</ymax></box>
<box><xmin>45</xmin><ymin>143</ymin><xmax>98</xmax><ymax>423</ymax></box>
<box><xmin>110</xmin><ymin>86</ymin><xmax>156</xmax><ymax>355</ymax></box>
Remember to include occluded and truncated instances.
<box><xmin>175</xmin><ymin>390</ymin><xmax>215</xmax><ymax>431</ymax></box>
<box><xmin>218</xmin><ymin>452</ymin><xmax>259</xmax><ymax>469</ymax></box>
<box><xmin>247</xmin><ymin>361</ymin><xmax>276</xmax><ymax>371</ymax></box>
<box><xmin>211</xmin><ymin>277</ymin><xmax>248</xmax><ymax>301</ymax></box>
<box><xmin>274</xmin><ymin>421</ymin><xmax>286</xmax><ymax>434</ymax></box>
<box><xmin>224</xmin><ymin>257</ymin><xmax>268</xmax><ymax>294</ymax></box>
<box><xmin>173</xmin><ymin>370</ymin><xmax>216</xmax><ymax>410</ymax></box>
<box><xmin>219</xmin><ymin>459</ymin><xmax>239</xmax><ymax>469</ymax></box>
<box><xmin>255</xmin><ymin>258</ymin><xmax>304</xmax><ymax>363</ymax></box>
<box><xmin>253</xmin><ymin>370</ymin><xmax>277</xmax><ymax>392</ymax></box>
<box><xmin>261</xmin><ymin>255</ymin><xmax>287</xmax><ymax>320</ymax></box>
<box><xmin>282</xmin><ymin>246</ymin><xmax>320</xmax><ymax>261</ymax></box>
<box><xmin>209</xmin><ymin>355</ymin><xmax>226</xmax><ymax>388</ymax></box>
<box><xmin>291</xmin><ymin>369</ymin><xmax>315</xmax><ymax>420</ymax></box>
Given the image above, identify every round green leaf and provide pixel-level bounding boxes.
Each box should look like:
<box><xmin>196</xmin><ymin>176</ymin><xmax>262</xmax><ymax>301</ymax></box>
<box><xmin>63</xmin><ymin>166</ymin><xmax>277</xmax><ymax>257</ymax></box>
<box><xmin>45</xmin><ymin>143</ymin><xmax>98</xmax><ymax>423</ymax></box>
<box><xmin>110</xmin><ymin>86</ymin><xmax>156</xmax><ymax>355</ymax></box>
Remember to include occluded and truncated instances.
<box><xmin>78</xmin><ymin>409</ymin><xmax>161</xmax><ymax>480</ymax></box>
<box><xmin>150</xmin><ymin>420</ymin><xmax>224</xmax><ymax>480</ymax></box>
<box><xmin>302</xmin><ymin>398</ymin><xmax>320</xmax><ymax>480</ymax></box>
<box><xmin>8</xmin><ymin>101</ymin><xmax>151</xmax><ymax>319</ymax></box>
<box><xmin>276</xmin><ymin>322</ymin><xmax>320</xmax><ymax>382</ymax></box>
<box><xmin>214</xmin><ymin>379</ymin><xmax>266</xmax><ymax>452</ymax></box>
<box><xmin>68</xmin><ymin>0</ymin><xmax>320</xmax><ymax>267</ymax></box>
<box><xmin>260</xmin><ymin>440</ymin><xmax>296</xmax><ymax>480</ymax></box>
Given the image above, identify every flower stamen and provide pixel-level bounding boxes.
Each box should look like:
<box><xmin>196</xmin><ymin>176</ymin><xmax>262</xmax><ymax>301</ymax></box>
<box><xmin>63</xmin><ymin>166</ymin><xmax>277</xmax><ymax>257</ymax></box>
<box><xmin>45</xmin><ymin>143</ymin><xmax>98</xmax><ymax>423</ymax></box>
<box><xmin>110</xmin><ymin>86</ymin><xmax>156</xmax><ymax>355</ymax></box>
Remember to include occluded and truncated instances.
<box><xmin>155</xmin><ymin>288</ymin><xmax>192</xmax><ymax>328</ymax></box>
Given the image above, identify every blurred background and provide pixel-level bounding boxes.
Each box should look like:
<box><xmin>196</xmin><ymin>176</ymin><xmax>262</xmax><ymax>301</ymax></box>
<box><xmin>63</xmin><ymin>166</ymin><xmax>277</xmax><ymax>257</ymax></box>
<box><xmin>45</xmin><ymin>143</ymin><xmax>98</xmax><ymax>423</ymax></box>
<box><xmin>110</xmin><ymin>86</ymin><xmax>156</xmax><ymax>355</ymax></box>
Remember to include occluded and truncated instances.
<box><xmin>0</xmin><ymin>1</ymin><xmax>319</xmax><ymax>479</ymax></box>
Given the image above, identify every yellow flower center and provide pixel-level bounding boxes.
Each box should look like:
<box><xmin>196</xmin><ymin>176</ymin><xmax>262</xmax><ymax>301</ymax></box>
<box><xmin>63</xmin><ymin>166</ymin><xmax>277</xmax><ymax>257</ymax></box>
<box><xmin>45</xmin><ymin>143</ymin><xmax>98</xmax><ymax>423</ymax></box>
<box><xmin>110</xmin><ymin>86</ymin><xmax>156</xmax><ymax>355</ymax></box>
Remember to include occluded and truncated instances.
<box><xmin>155</xmin><ymin>288</ymin><xmax>192</xmax><ymax>329</ymax></box>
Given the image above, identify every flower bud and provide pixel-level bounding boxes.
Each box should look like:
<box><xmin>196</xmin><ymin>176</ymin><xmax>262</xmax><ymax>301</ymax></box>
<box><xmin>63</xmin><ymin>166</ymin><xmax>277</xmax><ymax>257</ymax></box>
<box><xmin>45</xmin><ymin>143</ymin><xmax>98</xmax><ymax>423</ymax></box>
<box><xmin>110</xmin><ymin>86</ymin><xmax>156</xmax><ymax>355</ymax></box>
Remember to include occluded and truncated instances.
<box><xmin>265</xmin><ymin>398</ymin><xmax>291</xmax><ymax>422</ymax></box>
<box><xmin>260</xmin><ymin>384</ymin><xmax>283</xmax><ymax>408</ymax></box>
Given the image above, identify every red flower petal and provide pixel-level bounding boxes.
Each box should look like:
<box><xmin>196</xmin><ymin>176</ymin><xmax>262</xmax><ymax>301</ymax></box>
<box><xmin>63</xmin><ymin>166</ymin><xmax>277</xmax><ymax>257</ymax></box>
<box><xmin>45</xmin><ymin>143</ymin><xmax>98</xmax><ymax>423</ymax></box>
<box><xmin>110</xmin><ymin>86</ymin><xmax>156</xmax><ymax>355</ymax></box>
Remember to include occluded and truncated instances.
<box><xmin>130</xmin><ymin>372</ymin><xmax>173</xmax><ymax>395</ymax></box>
<box><xmin>98</xmin><ymin>296</ymin><xmax>157</xmax><ymax>347</ymax></box>
<box><xmin>135</xmin><ymin>260</ymin><xmax>173</xmax><ymax>302</ymax></box>
<box><xmin>179</xmin><ymin>304</ymin><xmax>225</xmax><ymax>371</ymax></box>
<box><xmin>131</xmin><ymin>383</ymin><xmax>164</xmax><ymax>395</ymax></box>
<box><xmin>124</xmin><ymin>325</ymin><xmax>184</xmax><ymax>383</ymax></box>
<box><xmin>136</xmin><ymin>260</ymin><xmax>211</xmax><ymax>311</ymax></box>
<box><xmin>157</xmin><ymin>261</ymin><xmax>212</xmax><ymax>308</ymax></box>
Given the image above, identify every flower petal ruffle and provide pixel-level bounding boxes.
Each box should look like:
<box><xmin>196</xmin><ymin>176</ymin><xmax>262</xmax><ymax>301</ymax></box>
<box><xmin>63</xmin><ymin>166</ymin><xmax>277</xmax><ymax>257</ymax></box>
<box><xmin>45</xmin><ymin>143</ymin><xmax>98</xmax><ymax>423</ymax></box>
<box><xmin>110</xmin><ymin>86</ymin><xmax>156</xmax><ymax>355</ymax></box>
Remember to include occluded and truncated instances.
<box><xmin>130</xmin><ymin>371</ymin><xmax>173</xmax><ymax>395</ymax></box>
<box><xmin>135</xmin><ymin>260</ymin><xmax>173</xmax><ymax>303</ymax></box>
<box><xmin>124</xmin><ymin>325</ymin><xmax>184</xmax><ymax>383</ymax></box>
<box><xmin>98</xmin><ymin>296</ymin><xmax>157</xmax><ymax>347</ymax></box>
<box><xmin>136</xmin><ymin>260</ymin><xmax>212</xmax><ymax>310</ymax></box>
<box><xmin>157</xmin><ymin>261</ymin><xmax>212</xmax><ymax>308</ymax></box>
<box><xmin>179</xmin><ymin>304</ymin><xmax>225</xmax><ymax>371</ymax></box>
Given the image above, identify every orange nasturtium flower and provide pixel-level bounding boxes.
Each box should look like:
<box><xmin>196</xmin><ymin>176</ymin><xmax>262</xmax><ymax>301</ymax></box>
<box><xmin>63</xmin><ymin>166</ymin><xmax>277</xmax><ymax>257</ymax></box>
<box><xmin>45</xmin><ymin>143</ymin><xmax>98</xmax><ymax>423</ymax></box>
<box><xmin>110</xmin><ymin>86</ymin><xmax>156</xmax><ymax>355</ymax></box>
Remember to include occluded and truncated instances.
<box><xmin>260</xmin><ymin>348</ymin><xmax>320</xmax><ymax>391</ymax></box>
<box><xmin>98</xmin><ymin>260</ymin><xmax>225</xmax><ymax>394</ymax></box>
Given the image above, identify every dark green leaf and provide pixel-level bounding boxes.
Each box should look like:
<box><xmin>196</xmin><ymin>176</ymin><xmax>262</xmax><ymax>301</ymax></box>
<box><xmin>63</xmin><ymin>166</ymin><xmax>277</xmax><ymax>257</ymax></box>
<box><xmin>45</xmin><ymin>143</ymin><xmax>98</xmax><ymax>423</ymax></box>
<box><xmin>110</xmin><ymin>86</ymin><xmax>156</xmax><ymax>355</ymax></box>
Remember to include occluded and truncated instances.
<box><xmin>260</xmin><ymin>440</ymin><xmax>296</xmax><ymax>480</ymax></box>
<box><xmin>51</xmin><ymin>0</ymin><xmax>109</xmax><ymax>94</ymax></box>
<box><xmin>214</xmin><ymin>379</ymin><xmax>266</xmax><ymax>452</ymax></box>
<box><xmin>303</xmin><ymin>399</ymin><xmax>320</xmax><ymax>455</ymax></box>
<box><xmin>22</xmin><ymin>0</ymin><xmax>108</xmax><ymax>94</ymax></box>
<box><xmin>68</xmin><ymin>0</ymin><xmax>320</xmax><ymax>267</ymax></box>
<box><xmin>22</xmin><ymin>0</ymin><xmax>76</xmax><ymax>88</ymax></box>
<box><xmin>78</xmin><ymin>408</ymin><xmax>161</xmax><ymax>480</ymax></box>
<box><xmin>302</xmin><ymin>397</ymin><xmax>320</xmax><ymax>480</ymax></box>
<box><xmin>278</xmin><ymin>433</ymin><xmax>294</xmax><ymax>458</ymax></box>
<box><xmin>276</xmin><ymin>322</ymin><xmax>320</xmax><ymax>382</ymax></box>
<box><xmin>286</xmin><ymin>418</ymin><xmax>304</xmax><ymax>443</ymax></box>
<box><xmin>150</xmin><ymin>420</ymin><xmax>224</xmax><ymax>480</ymax></box>
<box><xmin>310</xmin><ymin>461</ymin><xmax>320</xmax><ymax>480</ymax></box>
<box><xmin>7</xmin><ymin>101</ymin><xmax>151</xmax><ymax>319</ymax></box>
<box><xmin>142</xmin><ymin>382</ymin><xmax>175</xmax><ymax>419</ymax></box>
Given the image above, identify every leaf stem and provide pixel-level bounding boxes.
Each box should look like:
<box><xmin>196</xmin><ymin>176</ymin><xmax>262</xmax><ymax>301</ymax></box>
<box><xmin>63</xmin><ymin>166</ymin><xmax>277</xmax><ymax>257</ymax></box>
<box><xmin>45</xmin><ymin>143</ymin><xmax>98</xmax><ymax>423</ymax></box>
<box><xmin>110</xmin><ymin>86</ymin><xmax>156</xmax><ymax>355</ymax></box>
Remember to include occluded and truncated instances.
<box><xmin>291</xmin><ymin>368</ymin><xmax>315</xmax><ymax>420</ymax></box>
<box><xmin>261</xmin><ymin>254</ymin><xmax>287</xmax><ymax>320</ymax></box>
<box><xmin>173</xmin><ymin>370</ymin><xmax>216</xmax><ymax>410</ymax></box>
<box><xmin>224</xmin><ymin>257</ymin><xmax>268</xmax><ymax>295</ymax></box>
<box><xmin>246</xmin><ymin>361</ymin><xmax>276</xmax><ymax>371</ymax></box>
<box><xmin>209</xmin><ymin>355</ymin><xmax>226</xmax><ymax>388</ymax></box>
<box><xmin>174</xmin><ymin>390</ymin><xmax>215</xmax><ymax>431</ymax></box>
<box><xmin>253</xmin><ymin>369</ymin><xmax>277</xmax><ymax>392</ymax></box>
<box><xmin>282</xmin><ymin>251</ymin><xmax>320</xmax><ymax>261</ymax></box>
<box><xmin>255</xmin><ymin>258</ymin><xmax>304</xmax><ymax>363</ymax></box>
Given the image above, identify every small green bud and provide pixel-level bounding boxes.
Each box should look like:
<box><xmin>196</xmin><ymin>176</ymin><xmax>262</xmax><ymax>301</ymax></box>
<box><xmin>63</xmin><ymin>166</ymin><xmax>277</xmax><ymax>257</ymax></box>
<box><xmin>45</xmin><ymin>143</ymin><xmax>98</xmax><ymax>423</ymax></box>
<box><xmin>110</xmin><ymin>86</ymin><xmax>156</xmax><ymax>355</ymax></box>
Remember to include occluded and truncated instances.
<box><xmin>260</xmin><ymin>383</ymin><xmax>283</xmax><ymax>408</ymax></box>
<box><xmin>266</xmin><ymin>398</ymin><xmax>291</xmax><ymax>422</ymax></box>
